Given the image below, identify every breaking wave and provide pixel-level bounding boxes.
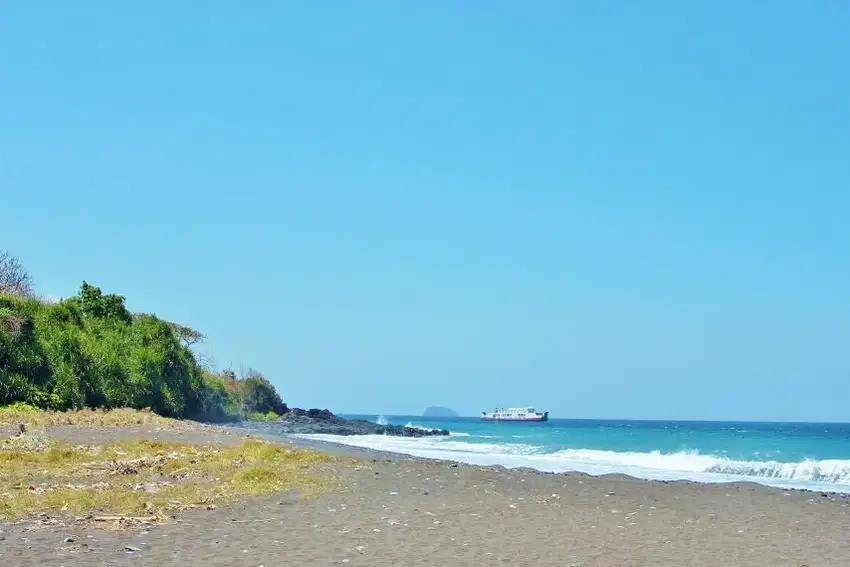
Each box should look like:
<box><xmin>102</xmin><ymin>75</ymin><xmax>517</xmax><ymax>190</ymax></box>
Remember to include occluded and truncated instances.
<box><xmin>293</xmin><ymin>434</ymin><xmax>850</xmax><ymax>493</ymax></box>
<box><xmin>404</xmin><ymin>421</ymin><xmax>438</xmax><ymax>432</ymax></box>
<box><xmin>401</xmin><ymin>421</ymin><xmax>470</xmax><ymax>436</ymax></box>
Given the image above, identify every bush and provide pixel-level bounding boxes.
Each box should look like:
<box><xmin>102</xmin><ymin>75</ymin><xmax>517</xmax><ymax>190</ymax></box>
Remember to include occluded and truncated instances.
<box><xmin>196</xmin><ymin>372</ymin><xmax>242</xmax><ymax>422</ymax></box>
<box><xmin>246</xmin><ymin>410</ymin><xmax>282</xmax><ymax>422</ymax></box>
<box><xmin>0</xmin><ymin>401</ymin><xmax>39</xmax><ymax>414</ymax></box>
<box><xmin>197</xmin><ymin>369</ymin><xmax>289</xmax><ymax>422</ymax></box>
<box><xmin>240</xmin><ymin>371</ymin><xmax>287</xmax><ymax>416</ymax></box>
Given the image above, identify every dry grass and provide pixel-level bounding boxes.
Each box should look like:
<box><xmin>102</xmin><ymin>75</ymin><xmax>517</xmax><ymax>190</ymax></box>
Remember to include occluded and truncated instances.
<box><xmin>0</xmin><ymin>431</ymin><xmax>341</xmax><ymax>525</ymax></box>
<box><xmin>0</xmin><ymin>404</ymin><xmax>181</xmax><ymax>429</ymax></box>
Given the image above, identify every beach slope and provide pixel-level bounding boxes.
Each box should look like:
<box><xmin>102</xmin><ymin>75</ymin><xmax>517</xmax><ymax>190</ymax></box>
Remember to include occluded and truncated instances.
<box><xmin>2</xmin><ymin>422</ymin><xmax>849</xmax><ymax>566</ymax></box>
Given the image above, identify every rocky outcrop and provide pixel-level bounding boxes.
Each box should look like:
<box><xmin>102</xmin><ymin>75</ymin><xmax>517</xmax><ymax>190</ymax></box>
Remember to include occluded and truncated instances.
<box><xmin>243</xmin><ymin>408</ymin><xmax>450</xmax><ymax>437</ymax></box>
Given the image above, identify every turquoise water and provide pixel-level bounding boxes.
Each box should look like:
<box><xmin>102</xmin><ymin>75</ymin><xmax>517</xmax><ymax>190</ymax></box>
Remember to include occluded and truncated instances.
<box><xmin>296</xmin><ymin>415</ymin><xmax>850</xmax><ymax>493</ymax></box>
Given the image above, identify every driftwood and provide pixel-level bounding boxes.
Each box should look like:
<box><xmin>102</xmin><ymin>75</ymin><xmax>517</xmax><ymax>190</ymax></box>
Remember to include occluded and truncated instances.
<box><xmin>93</xmin><ymin>515</ymin><xmax>158</xmax><ymax>523</ymax></box>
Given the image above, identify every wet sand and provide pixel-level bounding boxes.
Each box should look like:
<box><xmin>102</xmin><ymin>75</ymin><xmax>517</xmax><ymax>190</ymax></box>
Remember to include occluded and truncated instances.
<box><xmin>2</xmin><ymin>425</ymin><xmax>850</xmax><ymax>566</ymax></box>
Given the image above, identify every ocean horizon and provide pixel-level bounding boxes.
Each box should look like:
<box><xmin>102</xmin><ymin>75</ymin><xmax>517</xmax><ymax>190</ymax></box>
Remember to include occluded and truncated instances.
<box><xmin>288</xmin><ymin>415</ymin><xmax>850</xmax><ymax>494</ymax></box>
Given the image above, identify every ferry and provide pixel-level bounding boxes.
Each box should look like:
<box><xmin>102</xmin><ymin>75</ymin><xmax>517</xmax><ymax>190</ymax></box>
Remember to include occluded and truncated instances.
<box><xmin>480</xmin><ymin>407</ymin><xmax>549</xmax><ymax>423</ymax></box>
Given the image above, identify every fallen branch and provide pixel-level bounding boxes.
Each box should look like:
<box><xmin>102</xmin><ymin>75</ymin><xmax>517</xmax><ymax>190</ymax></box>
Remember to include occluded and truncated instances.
<box><xmin>93</xmin><ymin>515</ymin><xmax>158</xmax><ymax>523</ymax></box>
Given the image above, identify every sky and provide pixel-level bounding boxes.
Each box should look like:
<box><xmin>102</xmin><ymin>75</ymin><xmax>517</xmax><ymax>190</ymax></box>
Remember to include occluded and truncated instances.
<box><xmin>1</xmin><ymin>2</ymin><xmax>849</xmax><ymax>421</ymax></box>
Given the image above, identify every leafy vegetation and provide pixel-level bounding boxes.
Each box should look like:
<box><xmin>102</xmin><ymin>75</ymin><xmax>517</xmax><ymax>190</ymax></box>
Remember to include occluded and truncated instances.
<box><xmin>0</xmin><ymin>253</ymin><xmax>326</xmax><ymax>525</ymax></box>
<box><xmin>197</xmin><ymin>369</ymin><xmax>287</xmax><ymax>423</ymax></box>
<box><xmin>0</xmin><ymin>260</ymin><xmax>288</xmax><ymax>422</ymax></box>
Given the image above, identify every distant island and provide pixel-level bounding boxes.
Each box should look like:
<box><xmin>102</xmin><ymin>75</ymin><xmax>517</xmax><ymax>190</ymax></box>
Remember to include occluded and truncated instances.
<box><xmin>423</xmin><ymin>406</ymin><xmax>459</xmax><ymax>418</ymax></box>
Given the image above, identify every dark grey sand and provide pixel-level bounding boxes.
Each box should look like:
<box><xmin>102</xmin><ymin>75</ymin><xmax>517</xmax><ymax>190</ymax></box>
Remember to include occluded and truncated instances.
<box><xmin>3</xmin><ymin>425</ymin><xmax>850</xmax><ymax>566</ymax></box>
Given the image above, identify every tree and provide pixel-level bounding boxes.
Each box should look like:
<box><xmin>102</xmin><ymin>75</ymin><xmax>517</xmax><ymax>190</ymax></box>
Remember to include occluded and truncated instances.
<box><xmin>0</xmin><ymin>250</ymin><xmax>34</xmax><ymax>297</ymax></box>
<box><xmin>75</xmin><ymin>281</ymin><xmax>132</xmax><ymax>324</ymax></box>
<box><xmin>169</xmin><ymin>322</ymin><xmax>206</xmax><ymax>348</ymax></box>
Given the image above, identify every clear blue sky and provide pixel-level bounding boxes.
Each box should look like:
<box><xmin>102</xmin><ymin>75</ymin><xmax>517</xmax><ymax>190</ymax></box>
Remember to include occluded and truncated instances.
<box><xmin>2</xmin><ymin>2</ymin><xmax>848</xmax><ymax>421</ymax></box>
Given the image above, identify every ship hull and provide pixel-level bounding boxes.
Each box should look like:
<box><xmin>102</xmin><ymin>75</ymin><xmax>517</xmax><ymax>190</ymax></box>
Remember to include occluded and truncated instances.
<box><xmin>481</xmin><ymin>412</ymin><xmax>549</xmax><ymax>423</ymax></box>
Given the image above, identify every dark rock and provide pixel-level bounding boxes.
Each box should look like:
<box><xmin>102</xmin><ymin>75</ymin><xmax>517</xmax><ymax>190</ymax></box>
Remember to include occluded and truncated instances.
<box><xmin>306</xmin><ymin>408</ymin><xmax>335</xmax><ymax>420</ymax></box>
<box><xmin>242</xmin><ymin>408</ymin><xmax>450</xmax><ymax>438</ymax></box>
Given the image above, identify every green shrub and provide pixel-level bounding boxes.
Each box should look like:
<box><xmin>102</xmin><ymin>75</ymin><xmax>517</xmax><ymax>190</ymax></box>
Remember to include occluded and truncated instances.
<box><xmin>0</xmin><ymin>282</ymin><xmax>288</xmax><ymax>423</ymax></box>
<box><xmin>196</xmin><ymin>372</ymin><xmax>241</xmax><ymax>422</ymax></box>
<box><xmin>241</xmin><ymin>372</ymin><xmax>287</xmax><ymax>415</ymax></box>
<box><xmin>0</xmin><ymin>401</ymin><xmax>39</xmax><ymax>414</ymax></box>
<box><xmin>246</xmin><ymin>410</ymin><xmax>282</xmax><ymax>422</ymax></box>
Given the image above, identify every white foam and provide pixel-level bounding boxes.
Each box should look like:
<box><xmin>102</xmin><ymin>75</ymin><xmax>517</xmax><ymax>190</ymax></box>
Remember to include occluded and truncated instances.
<box><xmin>294</xmin><ymin>434</ymin><xmax>850</xmax><ymax>493</ymax></box>
<box><xmin>400</xmin><ymin>422</ymin><xmax>469</xmax><ymax>436</ymax></box>
<box><xmin>403</xmin><ymin>421</ymin><xmax>438</xmax><ymax>432</ymax></box>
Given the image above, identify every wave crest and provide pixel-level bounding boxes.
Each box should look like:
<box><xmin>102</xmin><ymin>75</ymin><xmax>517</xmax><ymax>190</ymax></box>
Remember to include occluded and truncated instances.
<box><xmin>293</xmin><ymin>434</ymin><xmax>850</xmax><ymax>492</ymax></box>
<box><xmin>548</xmin><ymin>448</ymin><xmax>850</xmax><ymax>484</ymax></box>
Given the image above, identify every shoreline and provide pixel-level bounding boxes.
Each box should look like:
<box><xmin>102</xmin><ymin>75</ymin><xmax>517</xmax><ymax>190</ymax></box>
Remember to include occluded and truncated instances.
<box><xmin>4</xmin><ymin>422</ymin><xmax>850</xmax><ymax>566</ymax></box>
<box><xmin>245</xmin><ymin>426</ymin><xmax>850</xmax><ymax>501</ymax></box>
<box><xmin>19</xmin><ymin>415</ymin><xmax>850</xmax><ymax>500</ymax></box>
<box><xmin>235</xmin><ymin>416</ymin><xmax>850</xmax><ymax>496</ymax></box>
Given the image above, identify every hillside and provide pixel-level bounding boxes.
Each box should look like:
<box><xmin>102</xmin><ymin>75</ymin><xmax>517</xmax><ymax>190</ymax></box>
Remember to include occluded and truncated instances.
<box><xmin>0</xmin><ymin>278</ymin><xmax>285</xmax><ymax>422</ymax></box>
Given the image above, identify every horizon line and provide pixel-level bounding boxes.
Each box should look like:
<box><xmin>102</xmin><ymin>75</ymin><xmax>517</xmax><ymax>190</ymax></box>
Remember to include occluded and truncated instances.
<box><xmin>338</xmin><ymin>413</ymin><xmax>850</xmax><ymax>425</ymax></box>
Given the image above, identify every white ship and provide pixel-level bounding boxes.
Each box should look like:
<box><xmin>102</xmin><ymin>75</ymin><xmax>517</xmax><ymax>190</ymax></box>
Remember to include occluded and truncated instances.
<box><xmin>480</xmin><ymin>407</ymin><xmax>549</xmax><ymax>423</ymax></box>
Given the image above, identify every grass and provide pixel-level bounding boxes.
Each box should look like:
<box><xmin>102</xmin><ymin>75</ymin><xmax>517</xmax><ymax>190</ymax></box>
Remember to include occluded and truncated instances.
<box><xmin>0</xmin><ymin>403</ymin><xmax>178</xmax><ymax>429</ymax></box>
<box><xmin>246</xmin><ymin>410</ymin><xmax>283</xmax><ymax>422</ymax></box>
<box><xmin>0</xmin><ymin>404</ymin><xmax>285</xmax><ymax>427</ymax></box>
<box><xmin>0</xmin><ymin>407</ymin><xmax>343</xmax><ymax>525</ymax></box>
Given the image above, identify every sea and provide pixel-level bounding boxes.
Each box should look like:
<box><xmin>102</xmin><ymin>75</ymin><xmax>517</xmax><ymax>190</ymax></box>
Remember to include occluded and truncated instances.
<box><xmin>293</xmin><ymin>415</ymin><xmax>850</xmax><ymax>494</ymax></box>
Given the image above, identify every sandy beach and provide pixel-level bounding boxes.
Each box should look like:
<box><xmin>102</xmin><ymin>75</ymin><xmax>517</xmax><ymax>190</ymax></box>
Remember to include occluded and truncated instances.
<box><xmin>2</xmin><ymin>424</ymin><xmax>850</xmax><ymax>567</ymax></box>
